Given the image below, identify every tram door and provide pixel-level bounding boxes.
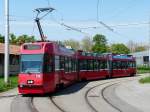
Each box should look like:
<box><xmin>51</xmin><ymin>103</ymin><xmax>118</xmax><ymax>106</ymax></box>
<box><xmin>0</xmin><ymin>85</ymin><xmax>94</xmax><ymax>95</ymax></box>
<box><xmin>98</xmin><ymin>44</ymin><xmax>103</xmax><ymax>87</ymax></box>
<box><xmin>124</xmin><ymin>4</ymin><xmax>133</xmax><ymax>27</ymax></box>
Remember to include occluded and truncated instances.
<box><xmin>107</xmin><ymin>60</ymin><xmax>113</xmax><ymax>78</ymax></box>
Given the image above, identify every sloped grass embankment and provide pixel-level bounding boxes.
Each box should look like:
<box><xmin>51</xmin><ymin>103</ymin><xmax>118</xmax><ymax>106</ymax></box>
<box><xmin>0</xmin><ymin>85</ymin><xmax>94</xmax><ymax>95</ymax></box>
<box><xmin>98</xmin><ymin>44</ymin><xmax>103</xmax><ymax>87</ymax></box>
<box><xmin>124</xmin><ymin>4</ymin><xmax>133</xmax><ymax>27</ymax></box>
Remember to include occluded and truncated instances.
<box><xmin>0</xmin><ymin>76</ymin><xmax>18</xmax><ymax>92</ymax></box>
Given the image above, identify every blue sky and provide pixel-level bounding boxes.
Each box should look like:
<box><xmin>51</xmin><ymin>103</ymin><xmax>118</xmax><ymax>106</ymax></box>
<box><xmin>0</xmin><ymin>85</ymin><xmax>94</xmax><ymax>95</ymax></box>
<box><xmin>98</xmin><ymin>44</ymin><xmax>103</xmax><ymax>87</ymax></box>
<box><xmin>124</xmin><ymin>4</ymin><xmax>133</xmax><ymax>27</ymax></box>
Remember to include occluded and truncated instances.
<box><xmin>0</xmin><ymin>0</ymin><xmax>150</xmax><ymax>44</ymax></box>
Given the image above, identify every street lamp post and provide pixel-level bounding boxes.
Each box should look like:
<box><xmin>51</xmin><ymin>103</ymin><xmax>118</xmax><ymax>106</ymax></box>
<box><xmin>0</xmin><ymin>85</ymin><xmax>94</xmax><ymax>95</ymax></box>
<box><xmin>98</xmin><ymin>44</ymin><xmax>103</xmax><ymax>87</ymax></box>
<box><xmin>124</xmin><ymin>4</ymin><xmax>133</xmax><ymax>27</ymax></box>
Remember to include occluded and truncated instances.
<box><xmin>4</xmin><ymin>0</ymin><xmax>10</xmax><ymax>83</ymax></box>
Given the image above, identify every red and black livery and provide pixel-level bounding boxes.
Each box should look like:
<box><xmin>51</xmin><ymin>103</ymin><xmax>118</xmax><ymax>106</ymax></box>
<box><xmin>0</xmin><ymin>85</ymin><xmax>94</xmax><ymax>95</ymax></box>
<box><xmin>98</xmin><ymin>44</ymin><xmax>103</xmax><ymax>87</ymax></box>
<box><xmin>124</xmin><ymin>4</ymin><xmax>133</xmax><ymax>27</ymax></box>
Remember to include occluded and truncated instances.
<box><xmin>18</xmin><ymin>42</ymin><xmax>136</xmax><ymax>94</ymax></box>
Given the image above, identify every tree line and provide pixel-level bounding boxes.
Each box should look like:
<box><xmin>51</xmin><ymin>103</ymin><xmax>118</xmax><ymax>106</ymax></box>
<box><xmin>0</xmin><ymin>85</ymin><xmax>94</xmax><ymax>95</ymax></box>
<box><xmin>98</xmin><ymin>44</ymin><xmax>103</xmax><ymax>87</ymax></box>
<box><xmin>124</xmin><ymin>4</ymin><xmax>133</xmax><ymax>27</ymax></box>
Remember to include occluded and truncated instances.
<box><xmin>0</xmin><ymin>34</ymin><xmax>35</xmax><ymax>45</ymax></box>
<box><xmin>63</xmin><ymin>34</ymin><xmax>130</xmax><ymax>54</ymax></box>
<box><xmin>62</xmin><ymin>34</ymin><xmax>148</xmax><ymax>54</ymax></box>
<box><xmin>0</xmin><ymin>33</ymin><xmax>147</xmax><ymax>54</ymax></box>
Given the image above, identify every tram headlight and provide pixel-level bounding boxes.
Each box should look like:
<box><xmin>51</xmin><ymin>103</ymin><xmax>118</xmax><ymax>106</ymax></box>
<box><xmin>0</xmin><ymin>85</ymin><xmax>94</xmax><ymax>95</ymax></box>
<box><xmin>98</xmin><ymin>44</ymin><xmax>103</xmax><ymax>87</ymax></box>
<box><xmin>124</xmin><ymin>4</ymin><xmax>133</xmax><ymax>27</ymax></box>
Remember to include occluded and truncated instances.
<box><xmin>19</xmin><ymin>84</ymin><xmax>23</xmax><ymax>88</ymax></box>
<box><xmin>27</xmin><ymin>80</ymin><xmax>34</xmax><ymax>84</ymax></box>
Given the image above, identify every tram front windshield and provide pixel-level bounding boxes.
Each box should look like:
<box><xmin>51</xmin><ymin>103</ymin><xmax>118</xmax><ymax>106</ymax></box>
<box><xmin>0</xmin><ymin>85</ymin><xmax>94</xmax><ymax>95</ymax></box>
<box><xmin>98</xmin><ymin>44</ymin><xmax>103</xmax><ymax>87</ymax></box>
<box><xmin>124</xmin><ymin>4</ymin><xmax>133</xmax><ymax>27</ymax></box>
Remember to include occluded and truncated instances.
<box><xmin>21</xmin><ymin>54</ymin><xmax>43</xmax><ymax>73</ymax></box>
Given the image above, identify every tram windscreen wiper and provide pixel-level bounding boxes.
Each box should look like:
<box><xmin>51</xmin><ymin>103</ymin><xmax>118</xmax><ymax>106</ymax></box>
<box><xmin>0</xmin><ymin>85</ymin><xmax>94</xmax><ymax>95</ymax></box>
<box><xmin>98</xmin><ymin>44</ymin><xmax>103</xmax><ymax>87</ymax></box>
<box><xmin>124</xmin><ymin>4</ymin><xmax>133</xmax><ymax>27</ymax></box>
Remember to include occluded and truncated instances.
<box><xmin>27</xmin><ymin>71</ymin><xmax>31</xmax><ymax>75</ymax></box>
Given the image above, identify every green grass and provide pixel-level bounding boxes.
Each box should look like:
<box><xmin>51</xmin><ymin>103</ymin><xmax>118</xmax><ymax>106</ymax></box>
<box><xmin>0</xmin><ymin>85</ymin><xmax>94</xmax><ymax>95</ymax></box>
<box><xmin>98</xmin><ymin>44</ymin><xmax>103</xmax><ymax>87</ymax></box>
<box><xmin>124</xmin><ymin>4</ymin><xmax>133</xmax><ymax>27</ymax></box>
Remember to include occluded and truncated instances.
<box><xmin>0</xmin><ymin>76</ymin><xmax>18</xmax><ymax>92</ymax></box>
<box><xmin>137</xmin><ymin>66</ymin><xmax>150</xmax><ymax>74</ymax></box>
<box><xmin>139</xmin><ymin>76</ymin><xmax>150</xmax><ymax>84</ymax></box>
<box><xmin>137</xmin><ymin>69</ymin><xmax>150</xmax><ymax>74</ymax></box>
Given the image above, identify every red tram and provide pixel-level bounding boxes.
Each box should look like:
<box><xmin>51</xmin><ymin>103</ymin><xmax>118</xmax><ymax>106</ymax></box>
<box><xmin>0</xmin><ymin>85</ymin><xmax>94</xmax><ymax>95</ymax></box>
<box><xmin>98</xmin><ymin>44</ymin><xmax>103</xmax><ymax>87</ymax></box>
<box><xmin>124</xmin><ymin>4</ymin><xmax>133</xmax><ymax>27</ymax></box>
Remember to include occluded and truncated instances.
<box><xmin>107</xmin><ymin>54</ymin><xmax>136</xmax><ymax>77</ymax></box>
<box><xmin>77</xmin><ymin>50</ymin><xmax>108</xmax><ymax>80</ymax></box>
<box><xmin>18</xmin><ymin>42</ymin><xmax>77</xmax><ymax>94</ymax></box>
<box><xmin>18</xmin><ymin>42</ymin><xmax>136</xmax><ymax>94</ymax></box>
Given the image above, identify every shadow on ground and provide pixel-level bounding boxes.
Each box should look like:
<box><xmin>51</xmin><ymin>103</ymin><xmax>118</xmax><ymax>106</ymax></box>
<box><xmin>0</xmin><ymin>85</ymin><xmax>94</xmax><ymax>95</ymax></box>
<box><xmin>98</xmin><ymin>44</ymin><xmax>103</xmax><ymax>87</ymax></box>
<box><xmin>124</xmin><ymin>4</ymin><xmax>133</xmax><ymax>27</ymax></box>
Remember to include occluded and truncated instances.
<box><xmin>22</xmin><ymin>75</ymin><xmax>137</xmax><ymax>98</ymax></box>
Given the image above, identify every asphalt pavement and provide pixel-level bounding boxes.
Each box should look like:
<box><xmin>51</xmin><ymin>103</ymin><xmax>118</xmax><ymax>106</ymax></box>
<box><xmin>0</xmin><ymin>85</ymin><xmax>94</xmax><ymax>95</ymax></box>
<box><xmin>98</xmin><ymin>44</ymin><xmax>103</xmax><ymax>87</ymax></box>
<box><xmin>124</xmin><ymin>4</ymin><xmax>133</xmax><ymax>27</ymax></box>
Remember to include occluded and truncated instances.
<box><xmin>116</xmin><ymin>76</ymin><xmax>150</xmax><ymax>112</ymax></box>
<box><xmin>0</xmin><ymin>74</ymin><xmax>150</xmax><ymax>112</ymax></box>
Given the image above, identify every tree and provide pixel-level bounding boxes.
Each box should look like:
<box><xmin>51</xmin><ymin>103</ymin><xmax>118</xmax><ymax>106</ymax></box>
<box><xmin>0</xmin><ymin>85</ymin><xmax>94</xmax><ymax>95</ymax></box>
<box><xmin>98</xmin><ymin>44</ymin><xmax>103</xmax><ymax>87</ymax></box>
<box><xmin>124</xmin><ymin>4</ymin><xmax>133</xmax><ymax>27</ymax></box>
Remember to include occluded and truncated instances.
<box><xmin>92</xmin><ymin>34</ymin><xmax>108</xmax><ymax>53</ymax></box>
<box><xmin>111</xmin><ymin>43</ymin><xmax>130</xmax><ymax>54</ymax></box>
<box><xmin>0</xmin><ymin>34</ymin><xmax>4</xmax><ymax>43</ymax></box>
<box><xmin>10</xmin><ymin>33</ymin><xmax>17</xmax><ymax>44</ymax></box>
<box><xmin>0</xmin><ymin>33</ymin><xmax>36</xmax><ymax>45</ymax></box>
<box><xmin>81</xmin><ymin>36</ymin><xmax>93</xmax><ymax>52</ymax></box>
<box><xmin>16</xmin><ymin>35</ymin><xmax>36</xmax><ymax>45</ymax></box>
<box><xmin>63</xmin><ymin>39</ymin><xmax>80</xmax><ymax>50</ymax></box>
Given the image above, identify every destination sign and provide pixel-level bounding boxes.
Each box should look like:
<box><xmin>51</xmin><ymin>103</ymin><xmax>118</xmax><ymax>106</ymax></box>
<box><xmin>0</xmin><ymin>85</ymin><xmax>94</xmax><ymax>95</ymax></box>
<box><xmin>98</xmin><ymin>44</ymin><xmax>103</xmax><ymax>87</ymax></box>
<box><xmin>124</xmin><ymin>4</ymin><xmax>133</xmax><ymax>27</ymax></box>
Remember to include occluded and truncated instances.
<box><xmin>24</xmin><ymin>44</ymin><xmax>41</xmax><ymax>50</ymax></box>
<box><xmin>112</xmin><ymin>55</ymin><xmax>133</xmax><ymax>59</ymax></box>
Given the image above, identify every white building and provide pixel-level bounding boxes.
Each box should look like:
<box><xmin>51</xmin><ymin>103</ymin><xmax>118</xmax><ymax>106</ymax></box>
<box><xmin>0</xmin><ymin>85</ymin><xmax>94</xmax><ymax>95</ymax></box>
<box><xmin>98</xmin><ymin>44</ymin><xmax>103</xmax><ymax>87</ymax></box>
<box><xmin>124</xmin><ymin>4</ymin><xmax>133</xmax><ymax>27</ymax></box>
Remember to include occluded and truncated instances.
<box><xmin>131</xmin><ymin>50</ymin><xmax>150</xmax><ymax>66</ymax></box>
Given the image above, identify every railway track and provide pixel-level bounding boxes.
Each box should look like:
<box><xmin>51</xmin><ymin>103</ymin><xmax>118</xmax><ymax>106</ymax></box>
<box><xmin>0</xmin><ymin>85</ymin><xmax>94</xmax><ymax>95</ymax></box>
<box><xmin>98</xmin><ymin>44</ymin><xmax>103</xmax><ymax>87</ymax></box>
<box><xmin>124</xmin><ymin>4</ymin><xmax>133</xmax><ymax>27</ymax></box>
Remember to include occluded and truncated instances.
<box><xmin>11</xmin><ymin>94</ymin><xmax>68</xmax><ymax>112</ymax></box>
<box><xmin>84</xmin><ymin>77</ymin><xmax>136</xmax><ymax>112</ymax></box>
<box><xmin>49</xmin><ymin>96</ymin><xmax>67</xmax><ymax>112</ymax></box>
<box><xmin>11</xmin><ymin>95</ymin><xmax>39</xmax><ymax>112</ymax></box>
<box><xmin>101</xmin><ymin>79</ymin><xmax>142</xmax><ymax>112</ymax></box>
<box><xmin>0</xmin><ymin>94</ymin><xmax>18</xmax><ymax>99</ymax></box>
<box><xmin>101</xmin><ymin>83</ymin><xmax>122</xmax><ymax>112</ymax></box>
<box><xmin>41</xmin><ymin>77</ymin><xmax>138</xmax><ymax>112</ymax></box>
<box><xmin>11</xmin><ymin>76</ymin><xmax>141</xmax><ymax>112</ymax></box>
<box><xmin>85</xmin><ymin>81</ymin><xmax>112</xmax><ymax>112</ymax></box>
<box><xmin>48</xmin><ymin>77</ymin><xmax>134</xmax><ymax>112</ymax></box>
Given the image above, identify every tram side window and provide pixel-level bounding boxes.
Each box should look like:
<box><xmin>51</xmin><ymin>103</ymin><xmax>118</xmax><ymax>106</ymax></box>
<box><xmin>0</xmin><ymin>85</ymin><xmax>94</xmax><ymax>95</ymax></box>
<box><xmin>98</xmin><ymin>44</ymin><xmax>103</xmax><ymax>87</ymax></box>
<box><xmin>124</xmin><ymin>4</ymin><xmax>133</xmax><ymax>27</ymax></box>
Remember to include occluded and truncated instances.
<box><xmin>72</xmin><ymin>59</ymin><xmax>75</xmax><ymax>72</ymax></box>
<box><xmin>87</xmin><ymin>60</ymin><xmax>93</xmax><ymax>70</ymax></box>
<box><xmin>72</xmin><ymin>59</ymin><xmax>77</xmax><ymax>72</ymax></box>
<box><xmin>74</xmin><ymin>60</ymin><xmax>78</xmax><ymax>71</ymax></box>
<box><xmin>112</xmin><ymin>62</ymin><xmax>117</xmax><ymax>69</ymax></box>
<box><xmin>128</xmin><ymin>61</ymin><xmax>132</xmax><ymax>67</ymax></box>
<box><xmin>60</xmin><ymin>56</ymin><xmax>65</xmax><ymax>70</ymax></box>
<box><xmin>69</xmin><ymin>58</ymin><xmax>72</xmax><ymax>72</ymax></box>
<box><xmin>80</xmin><ymin>60</ymin><xmax>87</xmax><ymax>70</ymax></box>
<box><xmin>55</xmin><ymin>56</ymin><xmax>60</xmax><ymax>71</ymax></box>
<box><xmin>93</xmin><ymin>60</ymin><xmax>99</xmax><ymax>71</ymax></box>
<box><xmin>117</xmin><ymin>62</ymin><xmax>120</xmax><ymax>69</ymax></box>
<box><xmin>129</xmin><ymin>61</ymin><xmax>135</xmax><ymax>68</ymax></box>
<box><xmin>121</xmin><ymin>61</ymin><xmax>127</xmax><ymax>69</ymax></box>
<box><xmin>65</xmin><ymin>57</ymin><xmax>69</xmax><ymax>72</ymax></box>
<box><xmin>98</xmin><ymin>61</ymin><xmax>101</xmax><ymax>70</ymax></box>
<box><xmin>74</xmin><ymin>60</ymin><xmax>77</xmax><ymax>71</ymax></box>
<box><xmin>132</xmin><ymin>62</ymin><xmax>136</xmax><ymax>68</ymax></box>
<box><xmin>126</xmin><ymin>62</ymin><xmax>129</xmax><ymax>68</ymax></box>
<box><xmin>43</xmin><ymin>54</ymin><xmax>53</xmax><ymax>73</ymax></box>
<box><xmin>119</xmin><ymin>61</ymin><xmax>122</xmax><ymax>69</ymax></box>
<box><xmin>125</xmin><ymin>62</ymin><xmax>128</xmax><ymax>69</ymax></box>
<box><xmin>64</xmin><ymin>57</ymin><xmax>72</xmax><ymax>73</ymax></box>
<box><xmin>101</xmin><ymin>61</ymin><xmax>107</xmax><ymax>69</ymax></box>
<box><xmin>71</xmin><ymin>59</ymin><xmax>74</xmax><ymax>72</ymax></box>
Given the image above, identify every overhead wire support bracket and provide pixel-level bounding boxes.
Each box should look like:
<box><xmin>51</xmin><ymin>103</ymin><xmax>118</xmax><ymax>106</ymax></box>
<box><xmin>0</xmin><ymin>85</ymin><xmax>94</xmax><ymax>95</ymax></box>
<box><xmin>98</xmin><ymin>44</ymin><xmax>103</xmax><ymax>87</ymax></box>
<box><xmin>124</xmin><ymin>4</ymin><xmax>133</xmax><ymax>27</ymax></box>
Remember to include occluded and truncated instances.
<box><xmin>34</xmin><ymin>7</ymin><xmax>55</xmax><ymax>41</ymax></box>
<box><xmin>35</xmin><ymin>18</ymin><xmax>45</xmax><ymax>41</ymax></box>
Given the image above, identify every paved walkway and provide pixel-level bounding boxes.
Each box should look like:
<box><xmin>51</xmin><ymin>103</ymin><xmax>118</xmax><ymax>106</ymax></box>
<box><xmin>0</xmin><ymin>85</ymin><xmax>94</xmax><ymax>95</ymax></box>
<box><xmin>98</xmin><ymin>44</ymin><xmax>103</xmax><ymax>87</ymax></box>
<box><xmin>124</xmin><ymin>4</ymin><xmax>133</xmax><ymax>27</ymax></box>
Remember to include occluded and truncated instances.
<box><xmin>115</xmin><ymin>76</ymin><xmax>150</xmax><ymax>112</ymax></box>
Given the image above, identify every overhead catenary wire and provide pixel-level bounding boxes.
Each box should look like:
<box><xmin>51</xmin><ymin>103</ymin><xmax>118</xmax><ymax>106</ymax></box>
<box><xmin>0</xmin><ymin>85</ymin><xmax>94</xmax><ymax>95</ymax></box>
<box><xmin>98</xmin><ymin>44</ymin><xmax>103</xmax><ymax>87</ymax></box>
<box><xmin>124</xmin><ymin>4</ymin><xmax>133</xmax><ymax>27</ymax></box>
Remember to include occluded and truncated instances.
<box><xmin>50</xmin><ymin>15</ymin><xmax>91</xmax><ymax>36</ymax></box>
<box><xmin>45</xmin><ymin>0</ymin><xmax>50</xmax><ymax>6</ymax></box>
<box><xmin>78</xmin><ymin>22</ymin><xmax>149</xmax><ymax>30</ymax></box>
<box><xmin>106</xmin><ymin>0</ymin><xmax>139</xmax><ymax>19</ymax></box>
<box><xmin>5</xmin><ymin>0</ymin><xmax>148</xmax><ymax>41</ymax></box>
<box><xmin>96</xmin><ymin>0</ymin><xmax>116</xmax><ymax>36</ymax></box>
<box><xmin>97</xmin><ymin>0</ymin><xmax>103</xmax><ymax>21</ymax></box>
<box><xmin>97</xmin><ymin>0</ymin><xmax>100</xmax><ymax>21</ymax></box>
<box><xmin>31</xmin><ymin>21</ymin><xmax>36</xmax><ymax>36</ymax></box>
<box><xmin>95</xmin><ymin>0</ymin><xmax>144</xmax><ymax>41</ymax></box>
